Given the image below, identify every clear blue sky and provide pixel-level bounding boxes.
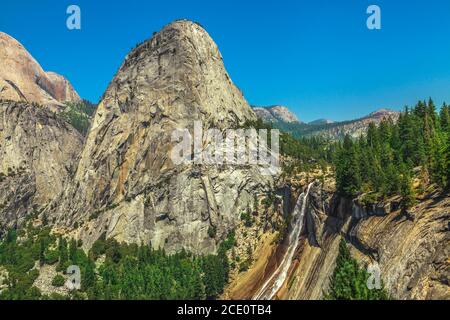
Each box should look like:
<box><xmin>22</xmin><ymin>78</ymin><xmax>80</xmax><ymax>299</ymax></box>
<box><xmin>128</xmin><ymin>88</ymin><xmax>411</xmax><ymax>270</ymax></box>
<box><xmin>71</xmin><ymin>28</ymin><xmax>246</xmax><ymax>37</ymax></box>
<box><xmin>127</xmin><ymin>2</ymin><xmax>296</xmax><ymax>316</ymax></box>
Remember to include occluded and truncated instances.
<box><xmin>1</xmin><ymin>1</ymin><xmax>450</xmax><ymax>122</ymax></box>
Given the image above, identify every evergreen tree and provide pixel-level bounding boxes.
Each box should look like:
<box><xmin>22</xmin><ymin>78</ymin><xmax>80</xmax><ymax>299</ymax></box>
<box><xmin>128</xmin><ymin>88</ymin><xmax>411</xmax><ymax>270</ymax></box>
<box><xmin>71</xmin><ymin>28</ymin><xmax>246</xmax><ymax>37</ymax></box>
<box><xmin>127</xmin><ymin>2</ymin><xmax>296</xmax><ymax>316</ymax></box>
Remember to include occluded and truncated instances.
<box><xmin>82</xmin><ymin>259</ymin><xmax>96</xmax><ymax>291</ymax></box>
<box><xmin>446</xmin><ymin>132</ymin><xmax>450</xmax><ymax>190</ymax></box>
<box><xmin>326</xmin><ymin>239</ymin><xmax>389</xmax><ymax>300</ymax></box>
<box><xmin>39</xmin><ymin>239</ymin><xmax>45</xmax><ymax>267</ymax></box>
<box><xmin>69</xmin><ymin>239</ymin><xmax>77</xmax><ymax>263</ymax></box>
<box><xmin>439</xmin><ymin>103</ymin><xmax>449</xmax><ymax>132</ymax></box>
<box><xmin>57</xmin><ymin>237</ymin><xmax>68</xmax><ymax>271</ymax></box>
<box><xmin>336</xmin><ymin>135</ymin><xmax>361</xmax><ymax>196</ymax></box>
<box><xmin>400</xmin><ymin>171</ymin><xmax>416</xmax><ymax>211</ymax></box>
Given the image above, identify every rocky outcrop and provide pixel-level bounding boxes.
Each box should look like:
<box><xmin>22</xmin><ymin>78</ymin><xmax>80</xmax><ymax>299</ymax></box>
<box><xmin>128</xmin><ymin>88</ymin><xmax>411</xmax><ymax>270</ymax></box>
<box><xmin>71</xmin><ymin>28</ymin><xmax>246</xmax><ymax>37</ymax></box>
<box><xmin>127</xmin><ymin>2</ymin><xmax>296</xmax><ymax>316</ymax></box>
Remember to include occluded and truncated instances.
<box><xmin>348</xmin><ymin>192</ymin><xmax>450</xmax><ymax>300</ymax></box>
<box><xmin>0</xmin><ymin>101</ymin><xmax>83</xmax><ymax>231</ymax></box>
<box><xmin>287</xmin><ymin>184</ymin><xmax>449</xmax><ymax>300</ymax></box>
<box><xmin>253</xmin><ymin>105</ymin><xmax>300</xmax><ymax>124</ymax></box>
<box><xmin>53</xmin><ymin>20</ymin><xmax>278</xmax><ymax>254</ymax></box>
<box><xmin>0</xmin><ymin>32</ymin><xmax>80</xmax><ymax>108</ymax></box>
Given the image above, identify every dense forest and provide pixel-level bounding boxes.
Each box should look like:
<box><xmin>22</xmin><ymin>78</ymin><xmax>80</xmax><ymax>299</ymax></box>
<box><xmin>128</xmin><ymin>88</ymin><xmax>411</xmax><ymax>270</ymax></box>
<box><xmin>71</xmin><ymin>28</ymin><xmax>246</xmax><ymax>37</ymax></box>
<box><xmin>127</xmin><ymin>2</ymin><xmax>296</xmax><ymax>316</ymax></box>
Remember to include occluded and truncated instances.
<box><xmin>335</xmin><ymin>99</ymin><xmax>450</xmax><ymax>209</ymax></box>
<box><xmin>0</xmin><ymin>217</ymin><xmax>235</xmax><ymax>300</ymax></box>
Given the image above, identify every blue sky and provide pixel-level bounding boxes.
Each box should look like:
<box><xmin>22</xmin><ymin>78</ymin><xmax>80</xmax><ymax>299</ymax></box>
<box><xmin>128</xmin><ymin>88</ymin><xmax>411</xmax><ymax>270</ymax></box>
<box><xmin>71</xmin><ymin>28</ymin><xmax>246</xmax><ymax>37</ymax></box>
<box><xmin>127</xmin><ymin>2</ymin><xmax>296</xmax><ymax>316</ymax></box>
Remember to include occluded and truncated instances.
<box><xmin>1</xmin><ymin>1</ymin><xmax>450</xmax><ymax>122</ymax></box>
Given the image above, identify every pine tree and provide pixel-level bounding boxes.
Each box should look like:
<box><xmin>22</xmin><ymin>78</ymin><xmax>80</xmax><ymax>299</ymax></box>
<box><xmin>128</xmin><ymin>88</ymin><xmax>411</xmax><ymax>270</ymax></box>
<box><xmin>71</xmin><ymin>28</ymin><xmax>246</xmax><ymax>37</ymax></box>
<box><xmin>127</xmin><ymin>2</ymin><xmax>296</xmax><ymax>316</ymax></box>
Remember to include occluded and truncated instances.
<box><xmin>440</xmin><ymin>103</ymin><xmax>449</xmax><ymax>132</ymax></box>
<box><xmin>445</xmin><ymin>132</ymin><xmax>450</xmax><ymax>190</ymax></box>
<box><xmin>69</xmin><ymin>239</ymin><xmax>77</xmax><ymax>263</ymax></box>
<box><xmin>427</xmin><ymin>98</ymin><xmax>437</xmax><ymax>126</ymax></box>
<box><xmin>400</xmin><ymin>171</ymin><xmax>416</xmax><ymax>211</ymax></box>
<box><xmin>57</xmin><ymin>236</ymin><xmax>68</xmax><ymax>271</ymax></box>
<box><xmin>336</xmin><ymin>135</ymin><xmax>361</xmax><ymax>196</ymax></box>
<box><xmin>82</xmin><ymin>259</ymin><xmax>96</xmax><ymax>291</ymax></box>
<box><xmin>326</xmin><ymin>239</ymin><xmax>389</xmax><ymax>300</ymax></box>
<box><xmin>39</xmin><ymin>239</ymin><xmax>45</xmax><ymax>267</ymax></box>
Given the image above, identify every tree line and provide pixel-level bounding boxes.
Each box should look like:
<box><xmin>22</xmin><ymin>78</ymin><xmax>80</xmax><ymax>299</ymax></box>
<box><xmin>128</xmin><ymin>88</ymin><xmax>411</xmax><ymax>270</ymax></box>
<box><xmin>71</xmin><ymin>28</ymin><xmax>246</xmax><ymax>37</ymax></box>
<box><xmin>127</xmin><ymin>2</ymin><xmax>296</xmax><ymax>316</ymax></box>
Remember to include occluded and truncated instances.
<box><xmin>335</xmin><ymin>99</ymin><xmax>450</xmax><ymax>209</ymax></box>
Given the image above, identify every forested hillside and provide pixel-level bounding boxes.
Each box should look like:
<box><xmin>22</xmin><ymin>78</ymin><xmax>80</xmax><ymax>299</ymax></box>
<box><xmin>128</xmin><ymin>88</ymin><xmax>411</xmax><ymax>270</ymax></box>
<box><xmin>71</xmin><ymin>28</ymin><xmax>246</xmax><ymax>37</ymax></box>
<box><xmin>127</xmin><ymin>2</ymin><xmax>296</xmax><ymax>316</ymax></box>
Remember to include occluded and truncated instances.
<box><xmin>0</xmin><ymin>218</ymin><xmax>235</xmax><ymax>300</ymax></box>
<box><xmin>60</xmin><ymin>100</ymin><xmax>97</xmax><ymax>136</ymax></box>
<box><xmin>335</xmin><ymin>99</ymin><xmax>450</xmax><ymax>209</ymax></box>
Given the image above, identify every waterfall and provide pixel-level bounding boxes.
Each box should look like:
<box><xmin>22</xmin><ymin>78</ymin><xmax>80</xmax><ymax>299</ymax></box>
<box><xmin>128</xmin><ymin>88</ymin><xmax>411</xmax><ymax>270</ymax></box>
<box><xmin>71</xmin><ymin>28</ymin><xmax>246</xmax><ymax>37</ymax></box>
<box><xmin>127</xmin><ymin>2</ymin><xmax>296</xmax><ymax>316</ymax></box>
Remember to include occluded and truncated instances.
<box><xmin>253</xmin><ymin>182</ymin><xmax>314</xmax><ymax>300</ymax></box>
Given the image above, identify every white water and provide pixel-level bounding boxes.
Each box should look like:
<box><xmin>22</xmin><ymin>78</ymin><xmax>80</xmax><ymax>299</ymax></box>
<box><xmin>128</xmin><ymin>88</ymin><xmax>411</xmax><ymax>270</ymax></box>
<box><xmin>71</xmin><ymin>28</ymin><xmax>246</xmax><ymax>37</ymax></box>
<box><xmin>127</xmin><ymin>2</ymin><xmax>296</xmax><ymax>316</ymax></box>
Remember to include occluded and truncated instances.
<box><xmin>253</xmin><ymin>182</ymin><xmax>314</xmax><ymax>300</ymax></box>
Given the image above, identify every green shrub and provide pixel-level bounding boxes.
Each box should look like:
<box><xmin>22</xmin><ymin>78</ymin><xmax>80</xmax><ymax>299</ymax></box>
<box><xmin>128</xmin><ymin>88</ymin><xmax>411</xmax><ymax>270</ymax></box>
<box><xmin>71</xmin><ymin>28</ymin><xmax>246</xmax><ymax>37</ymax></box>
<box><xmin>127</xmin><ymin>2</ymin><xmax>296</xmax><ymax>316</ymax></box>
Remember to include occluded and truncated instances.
<box><xmin>239</xmin><ymin>260</ymin><xmax>250</xmax><ymax>272</ymax></box>
<box><xmin>45</xmin><ymin>250</ymin><xmax>59</xmax><ymax>265</ymax></box>
<box><xmin>207</xmin><ymin>226</ymin><xmax>217</xmax><ymax>238</ymax></box>
<box><xmin>240</xmin><ymin>211</ymin><xmax>253</xmax><ymax>227</ymax></box>
<box><xmin>52</xmin><ymin>274</ymin><xmax>65</xmax><ymax>287</ymax></box>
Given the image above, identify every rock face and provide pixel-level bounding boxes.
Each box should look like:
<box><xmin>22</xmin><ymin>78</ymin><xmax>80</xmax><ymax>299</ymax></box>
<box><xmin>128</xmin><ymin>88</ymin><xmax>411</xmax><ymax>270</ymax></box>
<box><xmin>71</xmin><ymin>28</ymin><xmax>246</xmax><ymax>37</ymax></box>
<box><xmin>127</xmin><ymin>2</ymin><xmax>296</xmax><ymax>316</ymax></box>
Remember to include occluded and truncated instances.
<box><xmin>225</xmin><ymin>181</ymin><xmax>352</xmax><ymax>300</ymax></box>
<box><xmin>286</xmin><ymin>184</ymin><xmax>449</xmax><ymax>300</ymax></box>
<box><xmin>255</xmin><ymin>181</ymin><xmax>449</xmax><ymax>300</ymax></box>
<box><xmin>54</xmin><ymin>20</ymin><xmax>277</xmax><ymax>254</ymax></box>
<box><xmin>0</xmin><ymin>32</ymin><xmax>80</xmax><ymax>108</ymax></box>
<box><xmin>0</xmin><ymin>101</ymin><xmax>83</xmax><ymax>232</ymax></box>
<box><xmin>45</xmin><ymin>72</ymin><xmax>80</xmax><ymax>103</ymax></box>
<box><xmin>282</xmin><ymin>181</ymin><xmax>352</xmax><ymax>300</ymax></box>
<box><xmin>253</xmin><ymin>105</ymin><xmax>300</xmax><ymax>124</ymax></box>
<box><xmin>348</xmin><ymin>193</ymin><xmax>450</xmax><ymax>300</ymax></box>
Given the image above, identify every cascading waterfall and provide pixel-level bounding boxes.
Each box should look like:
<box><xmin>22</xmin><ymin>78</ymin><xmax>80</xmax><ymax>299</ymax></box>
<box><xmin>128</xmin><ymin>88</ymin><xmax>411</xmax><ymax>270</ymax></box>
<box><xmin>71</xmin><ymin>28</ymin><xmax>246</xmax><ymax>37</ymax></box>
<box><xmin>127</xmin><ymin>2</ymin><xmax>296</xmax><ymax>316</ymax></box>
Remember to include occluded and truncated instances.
<box><xmin>253</xmin><ymin>182</ymin><xmax>314</xmax><ymax>300</ymax></box>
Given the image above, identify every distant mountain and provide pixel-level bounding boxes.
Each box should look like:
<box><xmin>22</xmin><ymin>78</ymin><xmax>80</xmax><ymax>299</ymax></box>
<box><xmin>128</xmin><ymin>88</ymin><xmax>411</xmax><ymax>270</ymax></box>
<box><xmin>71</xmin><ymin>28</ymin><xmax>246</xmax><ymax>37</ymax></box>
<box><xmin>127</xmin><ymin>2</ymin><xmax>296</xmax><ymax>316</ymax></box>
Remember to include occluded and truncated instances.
<box><xmin>0</xmin><ymin>32</ymin><xmax>80</xmax><ymax>109</ymax></box>
<box><xmin>253</xmin><ymin>105</ymin><xmax>301</xmax><ymax>123</ymax></box>
<box><xmin>309</xmin><ymin>118</ymin><xmax>334</xmax><ymax>125</ymax></box>
<box><xmin>261</xmin><ymin>108</ymin><xmax>400</xmax><ymax>140</ymax></box>
<box><xmin>304</xmin><ymin>108</ymin><xmax>400</xmax><ymax>139</ymax></box>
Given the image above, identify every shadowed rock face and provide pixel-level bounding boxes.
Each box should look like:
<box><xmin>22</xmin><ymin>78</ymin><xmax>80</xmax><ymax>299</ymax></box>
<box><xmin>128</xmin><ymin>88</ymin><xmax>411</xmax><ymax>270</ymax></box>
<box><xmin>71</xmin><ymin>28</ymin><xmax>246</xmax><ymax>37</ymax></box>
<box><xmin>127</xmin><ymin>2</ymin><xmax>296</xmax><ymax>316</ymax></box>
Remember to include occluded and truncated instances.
<box><xmin>0</xmin><ymin>101</ymin><xmax>83</xmax><ymax>231</ymax></box>
<box><xmin>0</xmin><ymin>32</ymin><xmax>80</xmax><ymax>108</ymax></box>
<box><xmin>54</xmin><ymin>20</ymin><xmax>276</xmax><ymax>254</ymax></box>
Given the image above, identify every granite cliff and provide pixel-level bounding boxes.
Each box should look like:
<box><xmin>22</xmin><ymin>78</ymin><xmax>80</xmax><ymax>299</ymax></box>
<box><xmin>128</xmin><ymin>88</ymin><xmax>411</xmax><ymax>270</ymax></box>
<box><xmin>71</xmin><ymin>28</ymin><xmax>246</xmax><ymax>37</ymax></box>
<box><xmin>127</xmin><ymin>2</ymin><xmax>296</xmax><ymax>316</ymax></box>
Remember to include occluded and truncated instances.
<box><xmin>52</xmin><ymin>20</ymin><xmax>279</xmax><ymax>254</ymax></box>
<box><xmin>0</xmin><ymin>100</ymin><xmax>83</xmax><ymax>232</ymax></box>
<box><xmin>0</xmin><ymin>32</ymin><xmax>80</xmax><ymax>108</ymax></box>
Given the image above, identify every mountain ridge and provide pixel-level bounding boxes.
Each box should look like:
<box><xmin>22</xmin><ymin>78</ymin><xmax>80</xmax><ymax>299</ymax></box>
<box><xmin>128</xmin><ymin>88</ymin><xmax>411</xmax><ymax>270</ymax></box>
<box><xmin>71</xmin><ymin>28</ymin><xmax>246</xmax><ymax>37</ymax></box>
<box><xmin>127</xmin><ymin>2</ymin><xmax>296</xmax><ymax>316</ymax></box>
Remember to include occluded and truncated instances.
<box><xmin>253</xmin><ymin>104</ymin><xmax>400</xmax><ymax>139</ymax></box>
<box><xmin>252</xmin><ymin>105</ymin><xmax>300</xmax><ymax>123</ymax></box>
<box><xmin>0</xmin><ymin>32</ymin><xmax>80</xmax><ymax>109</ymax></box>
